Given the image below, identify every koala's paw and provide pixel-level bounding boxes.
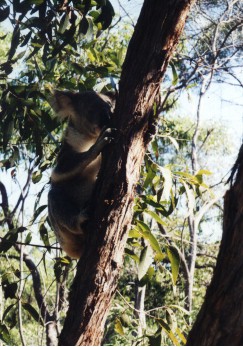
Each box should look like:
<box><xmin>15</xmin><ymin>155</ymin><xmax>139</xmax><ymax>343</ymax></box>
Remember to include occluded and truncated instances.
<box><xmin>101</xmin><ymin>127</ymin><xmax>117</xmax><ymax>143</ymax></box>
<box><xmin>96</xmin><ymin>128</ymin><xmax>117</xmax><ymax>149</ymax></box>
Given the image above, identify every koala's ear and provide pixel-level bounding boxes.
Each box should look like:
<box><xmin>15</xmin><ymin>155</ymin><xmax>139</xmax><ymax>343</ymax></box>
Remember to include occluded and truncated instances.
<box><xmin>50</xmin><ymin>90</ymin><xmax>76</xmax><ymax>120</ymax></box>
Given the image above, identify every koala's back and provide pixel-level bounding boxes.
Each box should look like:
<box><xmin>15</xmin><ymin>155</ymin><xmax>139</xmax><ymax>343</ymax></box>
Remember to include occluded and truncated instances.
<box><xmin>51</xmin><ymin>142</ymin><xmax>101</xmax><ymax>204</ymax></box>
<box><xmin>48</xmin><ymin>90</ymin><xmax>115</xmax><ymax>258</ymax></box>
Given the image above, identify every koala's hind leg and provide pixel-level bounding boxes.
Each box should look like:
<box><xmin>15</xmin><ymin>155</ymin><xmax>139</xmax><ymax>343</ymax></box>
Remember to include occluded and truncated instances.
<box><xmin>57</xmin><ymin>226</ymin><xmax>85</xmax><ymax>259</ymax></box>
<box><xmin>48</xmin><ymin>187</ymin><xmax>87</xmax><ymax>236</ymax></box>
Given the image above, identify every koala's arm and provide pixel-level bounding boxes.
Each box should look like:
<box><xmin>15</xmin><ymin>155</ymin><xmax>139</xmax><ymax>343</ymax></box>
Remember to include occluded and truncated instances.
<box><xmin>52</xmin><ymin>128</ymin><xmax>115</xmax><ymax>183</ymax></box>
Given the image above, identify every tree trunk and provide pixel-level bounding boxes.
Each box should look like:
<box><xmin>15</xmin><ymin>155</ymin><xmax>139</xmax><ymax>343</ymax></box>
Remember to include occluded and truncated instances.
<box><xmin>187</xmin><ymin>144</ymin><xmax>243</xmax><ymax>345</ymax></box>
<box><xmin>59</xmin><ymin>1</ymin><xmax>195</xmax><ymax>345</ymax></box>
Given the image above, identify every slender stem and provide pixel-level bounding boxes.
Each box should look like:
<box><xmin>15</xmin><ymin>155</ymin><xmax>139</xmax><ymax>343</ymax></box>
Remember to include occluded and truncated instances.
<box><xmin>18</xmin><ymin>238</ymin><xmax>26</xmax><ymax>346</ymax></box>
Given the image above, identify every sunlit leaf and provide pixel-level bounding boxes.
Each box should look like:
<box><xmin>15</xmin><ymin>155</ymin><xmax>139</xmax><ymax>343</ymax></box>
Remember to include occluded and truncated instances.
<box><xmin>114</xmin><ymin>318</ymin><xmax>125</xmax><ymax>336</ymax></box>
<box><xmin>138</xmin><ymin>246</ymin><xmax>154</xmax><ymax>281</ymax></box>
<box><xmin>196</xmin><ymin>169</ymin><xmax>212</xmax><ymax>176</ymax></box>
<box><xmin>183</xmin><ymin>180</ymin><xmax>195</xmax><ymax>216</ymax></box>
<box><xmin>166</xmin><ymin>246</ymin><xmax>180</xmax><ymax>286</ymax></box>
<box><xmin>128</xmin><ymin>228</ymin><xmax>141</xmax><ymax>238</ymax></box>
<box><xmin>158</xmin><ymin>318</ymin><xmax>180</xmax><ymax>345</ymax></box>
<box><xmin>167</xmin><ymin>135</ymin><xmax>179</xmax><ymax>151</ymax></box>
<box><xmin>32</xmin><ymin>170</ymin><xmax>42</xmax><ymax>184</ymax></box>
<box><xmin>176</xmin><ymin>327</ymin><xmax>187</xmax><ymax>344</ymax></box>
<box><xmin>159</xmin><ymin>166</ymin><xmax>173</xmax><ymax>201</ymax></box>
<box><xmin>144</xmin><ymin>210</ymin><xmax>166</xmax><ymax>226</ymax></box>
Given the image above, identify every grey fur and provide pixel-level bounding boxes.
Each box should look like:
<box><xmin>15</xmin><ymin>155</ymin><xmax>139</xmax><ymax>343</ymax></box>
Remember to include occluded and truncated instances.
<box><xmin>48</xmin><ymin>90</ymin><xmax>115</xmax><ymax>258</ymax></box>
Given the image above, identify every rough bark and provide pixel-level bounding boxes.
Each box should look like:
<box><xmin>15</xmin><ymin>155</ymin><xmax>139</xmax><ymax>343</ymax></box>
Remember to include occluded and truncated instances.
<box><xmin>187</xmin><ymin>144</ymin><xmax>243</xmax><ymax>345</ymax></box>
<box><xmin>59</xmin><ymin>1</ymin><xmax>196</xmax><ymax>345</ymax></box>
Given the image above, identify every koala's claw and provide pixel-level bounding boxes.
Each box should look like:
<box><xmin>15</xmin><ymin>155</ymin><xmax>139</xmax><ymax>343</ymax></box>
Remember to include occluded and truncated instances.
<box><xmin>101</xmin><ymin>127</ymin><xmax>117</xmax><ymax>136</ymax></box>
<box><xmin>97</xmin><ymin>128</ymin><xmax>117</xmax><ymax>146</ymax></box>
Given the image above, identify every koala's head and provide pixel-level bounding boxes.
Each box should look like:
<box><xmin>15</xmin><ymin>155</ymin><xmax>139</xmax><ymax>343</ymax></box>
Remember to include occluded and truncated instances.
<box><xmin>50</xmin><ymin>90</ymin><xmax>115</xmax><ymax>137</ymax></box>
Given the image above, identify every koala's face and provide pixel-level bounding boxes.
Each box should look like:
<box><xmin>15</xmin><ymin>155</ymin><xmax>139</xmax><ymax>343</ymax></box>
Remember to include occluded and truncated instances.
<box><xmin>51</xmin><ymin>90</ymin><xmax>115</xmax><ymax>136</ymax></box>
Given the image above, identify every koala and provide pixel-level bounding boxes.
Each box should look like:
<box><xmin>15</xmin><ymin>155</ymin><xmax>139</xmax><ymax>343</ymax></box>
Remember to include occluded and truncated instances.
<box><xmin>48</xmin><ymin>90</ymin><xmax>115</xmax><ymax>259</ymax></box>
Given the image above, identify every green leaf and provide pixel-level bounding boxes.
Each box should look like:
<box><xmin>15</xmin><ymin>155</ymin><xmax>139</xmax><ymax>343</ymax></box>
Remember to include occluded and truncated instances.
<box><xmin>124</xmin><ymin>248</ymin><xmax>139</xmax><ymax>263</ymax></box>
<box><xmin>0</xmin><ymin>230</ymin><xmax>18</xmax><ymax>253</ymax></box>
<box><xmin>174</xmin><ymin>171</ymin><xmax>197</xmax><ymax>181</ymax></box>
<box><xmin>0</xmin><ymin>33</ymin><xmax>8</xmax><ymax>40</ymax></box>
<box><xmin>0</xmin><ymin>6</ymin><xmax>10</xmax><ymax>22</ymax></box>
<box><xmin>196</xmin><ymin>169</ymin><xmax>212</xmax><ymax>176</ymax></box>
<box><xmin>117</xmin><ymin>46</ymin><xmax>125</xmax><ymax>66</ymax></box>
<box><xmin>32</xmin><ymin>170</ymin><xmax>42</xmax><ymax>183</ymax></box>
<box><xmin>169</xmin><ymin>304</ymin><xmax>190</xmax><ymax>315</ymax></box>
<box><xmin>2</xmin><ymin>304</ymin><xmax>16</xmax><ymax>322</ymax></box>
<box><xmin>0</xmin><ymin>323</ymin><xmax>12</xmax><ymax>345</ymax></box>
<box><xmin>95</xmin><ymin>1</ymin><xmax>114</xmax><ymax>30</ymax></box>
<box><xmin>31</xmin><ymin>205</ymin><xmax>47</xmax><ymax>224</ymax></box>
<box><xmin>170</xmin><ymin>61</ymin><xmax>179</xmax><ymax>86</ymax></box>
<box><xmin>158</xmin><ymin>319</ymin><xmax>180</xmax><ymax>346</ymax></box>
<box><xmin>3</xmin><ymin>117</ymin><xmax>14</xmax><ymax>150</ymax></box>
<box><xmin>14</xmin><ymin>50</ymin><xmax>25</xmax><ymax>61</ymax></box>
<box><xmin>143</xmin><ymin>166</ymin><xmax>156</xmax><ymax>189</ymax></box>
<box><xmin>167</xmin><ymin>135</ymin><xmax>179</xmax><ymax>151</ymax></box>
<box><xmin>183</xmin><ymin>180</ymin><xmax>195</xmax><ymax>216</ymax></box>
<box><xmin>87</xmin><ymin>50</ymin><xmax>96</xmax><ymax>62</ymax></box>
<box><xmin>128</xmin><ymin>228</ymin><xmax>141</xmax><ymax>238</ymax></box>
<box><xmin>59</xmin><ymin>13</ymin><xmax>70</xmax><ymax>34</ymax></box>
<box><xmin>39</xmin><ymin>223</ymin><xmax>50</xmax><ymax>248</ymax></box>
<box><xmin>29</xmin><ymin>0</ymin><xmax>44</xmax><ymax>4</ymax></box>
<box><xmin>176</xmin><ymin>327</ymin><xmax>187</xmax><ymax>344</ymax></box>
<box><xmin>138</xmin><ymin>246</ymin><xmax>154</xmax><ymax>281</ymax></box>
<box><xmin>114</xmin><ymin>318</ymin><xmax>125</xmax><ymax>336</ymax></box>
<box><xmin>17</xmin><ymin>226</ymin><xmax>27</xmax><ymax>233</ymax></box>
<box><xmin>136</xmin><ymin>219</ymin><xmax>150</xmax><ymax>232</ymax></box>
<box><xmin>79</xmin><ymin>16</ymin><xmax>89</xmax><ymax>34</ymax></box>
<box><xmin>166</xmin><ymin>246</ymin><xmax>180</xmax><ymax>286</ymax></box>
<box><xmin>24</xmin><ymin>232</ymin><xmax>32</xmax><ymax>244</ymax></box>
<box><xmin>144</xmin><ymin>210</ymin><xmax>166</xmax><ymax>226</ymax></box>
<box><xmin>22</xmin><ymin>303</ymin><xmax>44</xmax><ymax>325</ymax></box>
<box><xmin>2</xmin><ymin>280</ymin><xmax>17</xmax><ymax>299</ymax></box>
<box><xmin>147</xmin><ymin>265</ymin><xmax>155</xmax><ymax>280</ymax></box>
<box><xmin>135</xmin><ymin>221</ymin><xmax>163</xmax><ymax>257</ymax></box>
